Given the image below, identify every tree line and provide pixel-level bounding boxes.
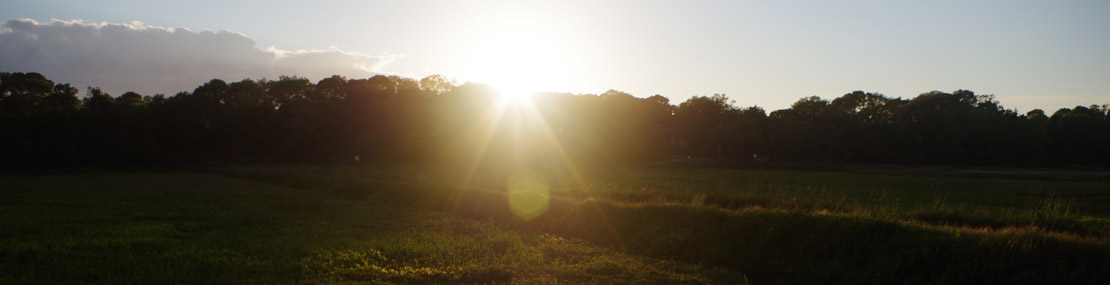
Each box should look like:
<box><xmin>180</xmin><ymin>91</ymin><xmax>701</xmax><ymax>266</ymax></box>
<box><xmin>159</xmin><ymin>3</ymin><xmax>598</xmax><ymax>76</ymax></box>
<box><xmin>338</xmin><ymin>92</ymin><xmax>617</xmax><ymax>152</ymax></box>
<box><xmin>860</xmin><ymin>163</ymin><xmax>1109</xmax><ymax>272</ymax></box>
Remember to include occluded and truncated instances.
<box><xmin>1</xmin><ymin>71</ymin><xmax>1107</xmax><ymax>168</ymax></box>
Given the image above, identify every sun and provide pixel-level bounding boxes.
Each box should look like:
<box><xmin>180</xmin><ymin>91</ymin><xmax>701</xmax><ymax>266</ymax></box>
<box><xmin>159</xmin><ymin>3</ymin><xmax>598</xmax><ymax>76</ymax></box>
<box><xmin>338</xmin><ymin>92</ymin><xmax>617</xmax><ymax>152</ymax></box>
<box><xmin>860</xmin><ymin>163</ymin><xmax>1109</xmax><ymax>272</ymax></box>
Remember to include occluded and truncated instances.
<box><xmin>466</xmin><ymin>27</ymin><xmax>572</xmax><ymax>101</ymax></box>
<box><xmin>452</xmin><ymin>26</ymin><xmax>589</xmax><ymax>222</ymax></box>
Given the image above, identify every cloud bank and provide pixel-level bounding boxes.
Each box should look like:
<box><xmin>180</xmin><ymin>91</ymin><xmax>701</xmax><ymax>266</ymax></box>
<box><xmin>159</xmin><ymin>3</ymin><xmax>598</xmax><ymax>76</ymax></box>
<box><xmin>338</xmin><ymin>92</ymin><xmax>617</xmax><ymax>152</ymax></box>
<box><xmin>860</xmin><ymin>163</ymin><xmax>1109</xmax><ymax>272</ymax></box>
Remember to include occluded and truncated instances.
<box><xmin>0</xmin><ymin>18</ymin><xmax>396</xmax><ymax>95</ymax></box>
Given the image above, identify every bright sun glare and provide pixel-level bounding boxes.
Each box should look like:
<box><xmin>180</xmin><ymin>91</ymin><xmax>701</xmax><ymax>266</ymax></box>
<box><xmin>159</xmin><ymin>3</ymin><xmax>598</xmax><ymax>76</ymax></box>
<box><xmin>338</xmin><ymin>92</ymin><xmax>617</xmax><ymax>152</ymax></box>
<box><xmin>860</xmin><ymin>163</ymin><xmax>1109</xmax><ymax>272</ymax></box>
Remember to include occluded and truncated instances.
<box><xmin>453</xmin><ymin>26</ymin><xmax>588</xmax><ymax>221</ymax></box>
<box><xmin>466</xmin><ymin>27</ymin><xmax>572</xmax><ymax>101</ymax></box>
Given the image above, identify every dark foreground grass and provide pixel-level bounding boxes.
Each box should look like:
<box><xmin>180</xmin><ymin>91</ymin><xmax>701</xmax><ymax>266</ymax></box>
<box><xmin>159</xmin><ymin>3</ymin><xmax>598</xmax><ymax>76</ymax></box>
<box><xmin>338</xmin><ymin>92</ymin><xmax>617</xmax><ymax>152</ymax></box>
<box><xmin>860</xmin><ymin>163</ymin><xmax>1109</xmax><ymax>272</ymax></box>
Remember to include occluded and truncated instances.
<box><xmin>0</xmin><ymin>172</ymin><xmax>741</xmax><ymax>283</ymax></box>
<box><xmin>219</xmin><ymin>165</ymin><xmax>1110</xmax><ymax>284</ymax></box>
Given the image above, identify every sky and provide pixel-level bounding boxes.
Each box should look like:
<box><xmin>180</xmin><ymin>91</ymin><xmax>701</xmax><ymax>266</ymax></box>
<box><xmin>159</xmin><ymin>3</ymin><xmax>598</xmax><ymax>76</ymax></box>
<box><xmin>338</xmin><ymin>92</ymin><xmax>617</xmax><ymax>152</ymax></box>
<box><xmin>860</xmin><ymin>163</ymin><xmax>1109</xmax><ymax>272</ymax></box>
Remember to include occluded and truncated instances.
<box><xmin>2</xmin><ymin>0</ymin><xmax>1108</xmax><ymax>112</ymax></box>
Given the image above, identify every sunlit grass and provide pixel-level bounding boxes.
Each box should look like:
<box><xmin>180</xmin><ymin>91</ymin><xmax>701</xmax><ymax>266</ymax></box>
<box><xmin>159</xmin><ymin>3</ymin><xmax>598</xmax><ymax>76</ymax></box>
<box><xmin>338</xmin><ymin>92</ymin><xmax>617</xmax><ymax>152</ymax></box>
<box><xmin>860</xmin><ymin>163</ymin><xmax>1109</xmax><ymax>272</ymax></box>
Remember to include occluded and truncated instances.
<box><xmin>5</xmin><ymin>166</ymin><xmax>1104</xmax><ymax>283</ymax></box>
<box><xmin>565</xmin><ymin>168</ymin><xmax>1110</xmax><ymax>238</ymax></box>
<box><xmin>219</xmin><ymin>165</ymin><xmax>1110</xmax><ymax>284</ymax></box>
<box><xmin>0</xmin><ymin>172</ymin><xmax>740</xmax><ymax>283</ymax></box>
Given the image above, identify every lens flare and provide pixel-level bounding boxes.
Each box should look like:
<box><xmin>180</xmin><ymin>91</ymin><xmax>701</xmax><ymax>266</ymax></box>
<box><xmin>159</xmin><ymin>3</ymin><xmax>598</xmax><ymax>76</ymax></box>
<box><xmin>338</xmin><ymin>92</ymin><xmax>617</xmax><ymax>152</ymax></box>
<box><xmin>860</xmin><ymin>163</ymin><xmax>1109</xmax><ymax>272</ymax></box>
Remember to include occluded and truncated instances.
<box><xmin>506</xmin><ymin>169</ymin><xmax>550</xmax><ymax>220</ymax></box>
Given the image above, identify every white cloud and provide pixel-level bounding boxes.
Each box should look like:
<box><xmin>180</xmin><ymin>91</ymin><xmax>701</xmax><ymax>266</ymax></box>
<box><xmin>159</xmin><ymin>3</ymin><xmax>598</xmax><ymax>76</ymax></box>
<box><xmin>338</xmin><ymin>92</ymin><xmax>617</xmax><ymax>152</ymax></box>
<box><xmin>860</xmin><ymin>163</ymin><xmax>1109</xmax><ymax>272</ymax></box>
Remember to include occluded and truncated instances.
<box><xmin>0</xmin><ymin>18</ymin><xmax>397</xmax><ymax>95</ymax></box>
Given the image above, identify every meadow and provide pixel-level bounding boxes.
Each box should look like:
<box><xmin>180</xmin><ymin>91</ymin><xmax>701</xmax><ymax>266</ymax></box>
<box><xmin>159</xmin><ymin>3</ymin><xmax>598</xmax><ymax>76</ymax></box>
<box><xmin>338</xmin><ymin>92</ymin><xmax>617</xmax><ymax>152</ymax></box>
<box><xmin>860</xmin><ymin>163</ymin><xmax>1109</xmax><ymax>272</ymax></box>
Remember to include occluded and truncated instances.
<box><xmin>2</xmin><ymin>166</ymin><xmax>1108</xmax><ymax>284</ymax></box>
<box><xmin>0</xmin><ymin>172</ymin><xmax>738</xmax><ymax>283</ymax></box>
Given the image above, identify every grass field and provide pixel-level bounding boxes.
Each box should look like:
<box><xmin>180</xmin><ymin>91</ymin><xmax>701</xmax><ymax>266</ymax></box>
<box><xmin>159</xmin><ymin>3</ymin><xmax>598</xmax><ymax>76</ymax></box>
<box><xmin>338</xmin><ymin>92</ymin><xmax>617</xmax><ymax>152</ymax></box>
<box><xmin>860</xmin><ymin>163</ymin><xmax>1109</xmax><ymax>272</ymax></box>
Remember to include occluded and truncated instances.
<box><xmin>0</xmin><ymin>172</ymin><xmax>740</xmax><ymax>283</ymax></box>
<box><xmin>3</xmin><ymin>166</ymin><xmax>1108</xmax><ymax>283</ymax></box>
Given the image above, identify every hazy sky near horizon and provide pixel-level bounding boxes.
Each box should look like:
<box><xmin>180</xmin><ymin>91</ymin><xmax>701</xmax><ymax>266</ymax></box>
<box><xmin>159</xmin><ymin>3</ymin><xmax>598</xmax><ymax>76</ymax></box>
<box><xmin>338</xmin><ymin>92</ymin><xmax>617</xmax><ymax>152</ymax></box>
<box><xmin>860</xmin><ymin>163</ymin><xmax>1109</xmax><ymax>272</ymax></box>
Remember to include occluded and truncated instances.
<box><xmin>2</xmin><ymin>0</ymin><xmax>1108</xmax><ymax>112</ymax></box>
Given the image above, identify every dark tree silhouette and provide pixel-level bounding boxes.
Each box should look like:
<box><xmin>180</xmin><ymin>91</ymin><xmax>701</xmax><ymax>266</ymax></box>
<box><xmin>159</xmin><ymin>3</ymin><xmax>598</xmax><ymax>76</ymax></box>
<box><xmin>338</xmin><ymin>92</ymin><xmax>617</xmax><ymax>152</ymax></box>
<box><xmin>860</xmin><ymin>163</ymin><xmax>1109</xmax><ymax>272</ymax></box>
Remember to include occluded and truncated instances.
<box><xmin>0</xmin><ymin>71</ymin><xmax>1107</xmax><ymax>168</ymax></box>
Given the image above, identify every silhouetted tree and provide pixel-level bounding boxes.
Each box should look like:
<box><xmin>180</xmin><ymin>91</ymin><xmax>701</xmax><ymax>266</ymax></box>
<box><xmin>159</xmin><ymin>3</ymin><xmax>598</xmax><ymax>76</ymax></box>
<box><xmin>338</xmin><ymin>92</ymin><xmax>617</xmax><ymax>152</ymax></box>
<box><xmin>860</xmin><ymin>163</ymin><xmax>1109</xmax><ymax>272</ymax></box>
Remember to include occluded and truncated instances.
<box><xmin>0</xmin><ymin>71</ymin><xmax>1106</xmax><ymax>168</ymax></box>
<box><xmin>1049</xmin><ymin>105</ymin><xmax>1110</xmax><ymax>165</ymax></box>
<box><xmin>674</xmin><ymin>94</ymin><xmax>735</xmax><ymax>158</ymax></box>
<box><xmin>1</xmin><ymin>72</ymin><xmax>55</xmax><ymax>117</ymax></box>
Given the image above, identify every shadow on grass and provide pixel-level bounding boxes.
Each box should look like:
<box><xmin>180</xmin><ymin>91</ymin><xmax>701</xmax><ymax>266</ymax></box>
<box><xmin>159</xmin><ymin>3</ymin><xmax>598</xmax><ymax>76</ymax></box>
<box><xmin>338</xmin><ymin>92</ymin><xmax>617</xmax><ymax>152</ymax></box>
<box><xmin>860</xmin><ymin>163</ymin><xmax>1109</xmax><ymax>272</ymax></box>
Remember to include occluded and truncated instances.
<box><xmin>218</xmin><ymin>165</ymin><xmax>1110</xmax><ymax>284</ymax></box>
<box><xmin>0</xmin><ymin>171</ymin><xmax>739</xmax><ymax>284</ymax></box>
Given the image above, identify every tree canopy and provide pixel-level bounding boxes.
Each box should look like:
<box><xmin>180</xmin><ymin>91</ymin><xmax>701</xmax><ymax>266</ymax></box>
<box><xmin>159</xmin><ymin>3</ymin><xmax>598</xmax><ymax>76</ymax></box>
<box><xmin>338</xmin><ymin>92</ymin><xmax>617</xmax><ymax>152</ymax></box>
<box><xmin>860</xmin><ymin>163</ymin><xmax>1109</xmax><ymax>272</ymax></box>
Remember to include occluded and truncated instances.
<box><xmin>1</xmin><ymin>71</ymin><xmax>1107</xmax><ymax>168</ymax></box>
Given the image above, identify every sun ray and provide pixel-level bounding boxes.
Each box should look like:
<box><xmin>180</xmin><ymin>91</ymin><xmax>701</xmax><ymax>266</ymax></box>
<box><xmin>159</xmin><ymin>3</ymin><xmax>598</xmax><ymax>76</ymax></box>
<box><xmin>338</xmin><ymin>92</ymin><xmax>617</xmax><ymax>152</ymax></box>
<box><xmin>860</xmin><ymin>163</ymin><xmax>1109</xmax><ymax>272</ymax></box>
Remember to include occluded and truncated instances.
<box><xmin>447</xmin><ymin>97</ymin><xmax>512</xmax><ymax>214</ymax></box>
<box><xmin>452</xmin><ymin>23</ymin><xmax>621</xmax><ymax>242</ymax></box>
<box><xmin>519</xmin><ymin>98</ymin><xmax>627</xmax><ymax>250</ymax></box>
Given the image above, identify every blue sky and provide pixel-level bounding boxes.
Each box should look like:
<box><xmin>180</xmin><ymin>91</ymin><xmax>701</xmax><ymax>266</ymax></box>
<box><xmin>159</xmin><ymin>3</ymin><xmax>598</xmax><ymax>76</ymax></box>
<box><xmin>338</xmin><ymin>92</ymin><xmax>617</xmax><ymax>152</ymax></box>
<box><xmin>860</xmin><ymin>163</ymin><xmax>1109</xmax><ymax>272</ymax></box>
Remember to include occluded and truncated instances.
<box><xmin>3</xmin><ymin>0</ymin><xmax>1108</xmax><ymax>112</ymax></box>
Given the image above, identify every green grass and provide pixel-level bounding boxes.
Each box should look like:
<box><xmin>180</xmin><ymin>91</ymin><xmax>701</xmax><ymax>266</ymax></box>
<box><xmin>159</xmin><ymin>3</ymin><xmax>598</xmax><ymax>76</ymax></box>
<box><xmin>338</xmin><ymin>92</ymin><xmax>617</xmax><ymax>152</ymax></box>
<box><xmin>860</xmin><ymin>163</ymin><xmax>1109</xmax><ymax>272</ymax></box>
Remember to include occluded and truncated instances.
<box><xmin>217</xmin><ymin>165</ymin><xmax>1110</xmax><ymax>284</ymax></box>
<box><xmin>568</xmin><ymin>168</ymin><xmax>1110</xmax><ymax>237</ymax></box>
<box><xmin>4</xmin><ymin>166</ymin><xmax>1108</xmax><ymax>284</ymax></box>
<box><xmin>0</xmin><ymin>172</ymin><xmax>741</xmax><ymax>284</ymax></box>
